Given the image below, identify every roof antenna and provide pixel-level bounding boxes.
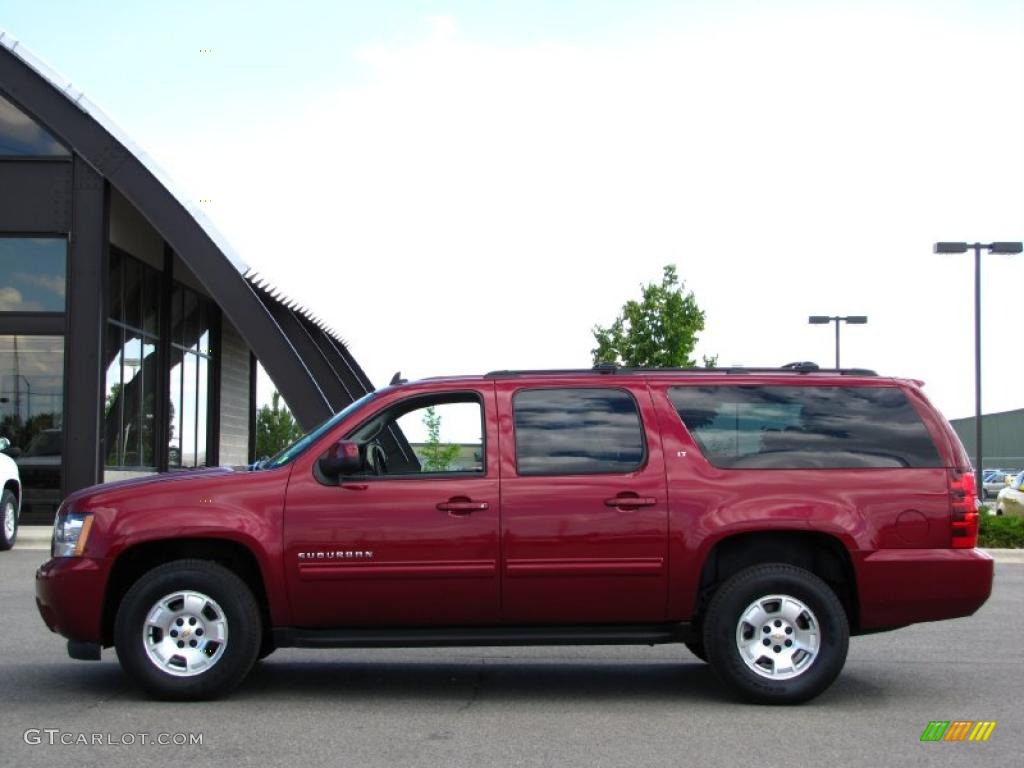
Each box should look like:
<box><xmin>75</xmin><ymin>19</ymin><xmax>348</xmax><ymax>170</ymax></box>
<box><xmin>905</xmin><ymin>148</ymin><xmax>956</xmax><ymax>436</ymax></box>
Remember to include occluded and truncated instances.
<box><xmin>389</xmin><ymin>371</ymin><xmax>407</xmax><ymax>385</ymax></box>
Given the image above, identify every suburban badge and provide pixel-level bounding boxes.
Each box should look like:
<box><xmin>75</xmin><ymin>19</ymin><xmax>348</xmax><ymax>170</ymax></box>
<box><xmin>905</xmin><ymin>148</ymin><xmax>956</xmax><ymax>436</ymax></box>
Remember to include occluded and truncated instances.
<box><xmin>297</xmin><ymin>550</ymin><xmax>374</xmax><ymax>560</ymax></box>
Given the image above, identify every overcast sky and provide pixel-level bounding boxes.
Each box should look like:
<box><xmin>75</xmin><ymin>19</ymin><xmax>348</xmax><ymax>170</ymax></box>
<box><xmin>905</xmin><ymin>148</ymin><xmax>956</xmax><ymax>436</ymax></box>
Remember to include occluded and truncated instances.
<box><xmin>3</xmin><ymin>0</ymin><xmax>1022</xmax><ymax>420</ymax></box>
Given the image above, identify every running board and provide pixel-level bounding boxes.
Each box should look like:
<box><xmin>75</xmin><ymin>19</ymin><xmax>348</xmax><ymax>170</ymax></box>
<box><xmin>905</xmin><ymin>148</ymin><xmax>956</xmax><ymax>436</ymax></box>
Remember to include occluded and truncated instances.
<box><xmin>273</xmin><ymin>623</ymin><xmax>694</xmax><ymax>649</ymax></box>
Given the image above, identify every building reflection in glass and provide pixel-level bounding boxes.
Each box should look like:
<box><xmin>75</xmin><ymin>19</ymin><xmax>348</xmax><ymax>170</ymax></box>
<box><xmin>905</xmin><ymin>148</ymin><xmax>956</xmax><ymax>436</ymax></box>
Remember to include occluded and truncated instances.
<box><xmin>0</xmin><ymin>335</ymin><xmax>64</xmax><ymax>516</ymax></box>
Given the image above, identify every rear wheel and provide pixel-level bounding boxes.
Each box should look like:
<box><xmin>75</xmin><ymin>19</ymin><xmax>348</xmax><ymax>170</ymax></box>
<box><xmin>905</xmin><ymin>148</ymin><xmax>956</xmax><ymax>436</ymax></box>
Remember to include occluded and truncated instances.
<box><xmin>114</xmin><ymin>559</ymin><xmax>261</xmax><ymax>700</ymax></box>
<box><xmin>702</xmin><ymin>564</ymin><xmax>849</xmax><ymax>704</ymax></box>
<box><xmin>0</xmin><ymin>489</ymin><xmax>18</xmax><ymax>550</ymax></box>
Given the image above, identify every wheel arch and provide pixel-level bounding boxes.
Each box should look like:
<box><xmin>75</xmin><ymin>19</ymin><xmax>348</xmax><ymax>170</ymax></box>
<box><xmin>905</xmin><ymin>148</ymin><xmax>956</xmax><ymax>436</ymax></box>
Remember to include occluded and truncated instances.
<box><xmin>3</xmin><ymin>478</ymin><xmax>20</xmax><ymax>507</ymax></box>
<box><xmin>694</xmin><ymin>530</ymin><xmax>860</xmax><ymax>632</ymax></box>
<box><xmin>101</xmin><ymin>537</ymin><xmax>271</xmax><ymax>647</ymax></box>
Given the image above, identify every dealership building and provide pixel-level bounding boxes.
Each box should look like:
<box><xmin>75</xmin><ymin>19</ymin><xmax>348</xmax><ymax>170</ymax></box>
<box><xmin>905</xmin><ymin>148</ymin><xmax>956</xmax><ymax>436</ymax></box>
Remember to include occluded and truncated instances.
<box><xmin>0</xmin><ymin>32</ymin><xmax>372</xmax><ymax>523</ymax></box>
<box><xmin>950</xmin><ymin>408</ymin><xmax>1024</xmax><ymax>472</ymax></box>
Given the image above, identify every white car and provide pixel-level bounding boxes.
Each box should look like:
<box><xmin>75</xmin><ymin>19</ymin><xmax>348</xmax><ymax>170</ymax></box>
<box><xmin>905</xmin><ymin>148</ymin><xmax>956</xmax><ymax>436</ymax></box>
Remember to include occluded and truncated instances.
<box><xmin>982</xmin><ymin>471</ymin><xmax>1013</xmax><ymax>500</ymax></box>
<box><xmin>0</xmin><ymin>437</ymin><xmax>22</xmax><ymax>549</ymax></box>
<box><xmin>994</xmin><ymin>472</ymin><xmax>1024</xmax><ymax>518</ymax></box>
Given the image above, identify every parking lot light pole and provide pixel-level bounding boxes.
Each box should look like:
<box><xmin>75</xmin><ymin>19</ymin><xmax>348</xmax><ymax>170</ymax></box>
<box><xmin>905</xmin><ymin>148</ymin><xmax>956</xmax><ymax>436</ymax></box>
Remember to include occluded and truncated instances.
<box><xmin>808</xmin><ymin>315</ymin><xmax>867</xmax><ymax>369</ymax></box>
<box><xmin>934</xmin><ymin>241</ymin><xmax>1023</xmax><ymax>493</ymax></box>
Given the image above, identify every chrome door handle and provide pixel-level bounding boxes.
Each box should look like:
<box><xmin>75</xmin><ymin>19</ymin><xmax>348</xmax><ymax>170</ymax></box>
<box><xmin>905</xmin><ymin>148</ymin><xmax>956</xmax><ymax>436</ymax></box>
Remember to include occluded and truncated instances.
<box><xmin>436</xmin><ymin>500</ymin><xmax>489</xmax><ymax>515</ymax></box>
<box><xmin>604</xmin><ymin>495</ymin><xmax>658</xmax><ymax>509</ymax></box>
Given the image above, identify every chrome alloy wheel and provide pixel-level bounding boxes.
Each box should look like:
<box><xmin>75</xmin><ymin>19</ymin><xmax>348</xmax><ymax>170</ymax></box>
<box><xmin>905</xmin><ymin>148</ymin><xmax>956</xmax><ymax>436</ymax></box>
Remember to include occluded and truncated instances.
<box><xmin>3</xmin><ymin>500</ymin><xmax>14</xmax><ymax>541</ymax></box>
<box><xmin>735</xmin><ymin>594</ymin><xmax>820</xmax><ymax>680</ymax></box>
<box><xmin>142</xmin><ymin>591</ymin><xmax>228</xmax><ymax>677</ymax></box>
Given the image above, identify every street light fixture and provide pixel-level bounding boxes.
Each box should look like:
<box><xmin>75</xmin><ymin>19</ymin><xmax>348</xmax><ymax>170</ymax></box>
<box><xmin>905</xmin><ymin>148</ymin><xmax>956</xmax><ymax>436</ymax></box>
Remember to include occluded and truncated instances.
<box><xmin>934</xmin><ymin>240</ymin><xmax>1023</xmax><ymax>494</ymax></box>
<box><xmin>808</xmin><ymin>315</ymin><xmax>868</xmax><ymax>369</ymax></box>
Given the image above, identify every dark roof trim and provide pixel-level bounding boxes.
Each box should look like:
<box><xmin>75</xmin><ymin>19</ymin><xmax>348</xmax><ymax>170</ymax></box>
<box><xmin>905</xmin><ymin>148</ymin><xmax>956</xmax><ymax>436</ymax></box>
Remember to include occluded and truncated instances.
<box><xmin>483</xmin><ymin>366</ymin><xmax>880</xmax><ymax>378</ymax></box>
<box><xmin>0</xmin><ymin>35</ymin><xmax>366</xmax><ymax>429</ymax></box>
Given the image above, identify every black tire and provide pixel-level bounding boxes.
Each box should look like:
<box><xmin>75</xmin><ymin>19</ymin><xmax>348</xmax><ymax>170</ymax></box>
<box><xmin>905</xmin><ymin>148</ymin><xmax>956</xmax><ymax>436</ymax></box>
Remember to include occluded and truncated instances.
<box><xmin>114</xmin><ymin>559</ymin><xmax>262</xmax><ymax>700</ymax></box>
<box><xmin>702</xmin><ymin>564</ymin><xmax>849</xmax><ymax>705</ymax></box>
<box><xmin>684</xmin><ymin>639</ymin><xmax>708</xmax><ymax>662</ymax></box>
<box><xmin>0</xmin><ymin>489</ymin><xmax>18</xmax><ymax>551</ymax></box>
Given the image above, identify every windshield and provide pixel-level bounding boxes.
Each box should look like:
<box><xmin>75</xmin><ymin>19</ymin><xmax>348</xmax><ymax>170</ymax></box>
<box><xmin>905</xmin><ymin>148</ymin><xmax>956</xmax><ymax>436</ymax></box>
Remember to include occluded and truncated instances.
<box><xmin>259</xmin><ymin>392</ymin><xmax>378</xmax><ymax>469</ymax></box>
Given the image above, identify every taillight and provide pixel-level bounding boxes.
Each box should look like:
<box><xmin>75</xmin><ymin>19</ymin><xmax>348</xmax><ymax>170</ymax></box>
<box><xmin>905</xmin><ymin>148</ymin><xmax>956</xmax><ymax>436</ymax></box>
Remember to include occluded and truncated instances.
<box><xmin>949</xmin><ymin>470</ymin><xmax>979</xmax><ymax>549</ymax></box>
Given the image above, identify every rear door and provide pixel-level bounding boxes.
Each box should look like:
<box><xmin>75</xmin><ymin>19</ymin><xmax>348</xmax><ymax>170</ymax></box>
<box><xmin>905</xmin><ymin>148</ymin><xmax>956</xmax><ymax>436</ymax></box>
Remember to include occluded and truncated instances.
<box><xmin>497</xmin><ymin>380</ymin><xmax>669</xmax><ymax>623</ymax></box>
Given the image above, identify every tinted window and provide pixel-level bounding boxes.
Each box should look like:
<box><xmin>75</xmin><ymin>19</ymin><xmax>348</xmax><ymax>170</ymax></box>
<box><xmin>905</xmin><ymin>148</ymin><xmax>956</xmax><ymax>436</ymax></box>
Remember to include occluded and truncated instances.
<box><xmin>0</xmin><ymin>91</ymin><xmax>69</xmax><ymax>156</ymax></box>
<box><xmin>0</xmin><ymin>238</ymin><xmax>67</xmax><ymax>312</ymax></box>
<box><xmin>168</xmin><ymin>285</ymin><xmax>213</xmax><ymax>468</ymax></box>
<box><xmin>513</xmin><ymin>388</ymin><xmax>645</xmax><ymax>475</ymax></box>
<box><xmin>104</xmin><ymin>252</ymin><xmax>162</xmax><ymax>469</ymax></box>
<box><xmin>669</xmin><ymin>385</ymin><xmax>941</xmax><ymax>469</ymax></box>
<box><xmin>0</xmin><ymin>334</ymin><xmax>64</xmax><ymax>517</ymax></box>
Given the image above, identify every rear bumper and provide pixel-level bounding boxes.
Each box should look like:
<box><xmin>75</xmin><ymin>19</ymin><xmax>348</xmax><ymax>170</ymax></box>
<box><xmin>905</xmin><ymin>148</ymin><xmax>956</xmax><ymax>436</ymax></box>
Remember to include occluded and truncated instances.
<box><xmin>35</xmin><ymin>557</ymin><xmax>108</xmax><ymax>644</ymax></box>
<box><xmin>855</xmin><ymin>548</ymin><xmax>994</xmax><ymax>631</ymax></box>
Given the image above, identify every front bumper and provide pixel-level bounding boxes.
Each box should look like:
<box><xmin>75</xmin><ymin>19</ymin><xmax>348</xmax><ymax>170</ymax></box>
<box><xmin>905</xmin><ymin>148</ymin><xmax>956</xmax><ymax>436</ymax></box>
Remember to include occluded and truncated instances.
<box><xmin>35</xmin><ymin>557</ymin><xmax>109</xmax><ymax>644</ymax></box>
<box><xmin>856</xmin><ymin>548</ymin><xmax>994</xmax><ymax>631</ymax></box>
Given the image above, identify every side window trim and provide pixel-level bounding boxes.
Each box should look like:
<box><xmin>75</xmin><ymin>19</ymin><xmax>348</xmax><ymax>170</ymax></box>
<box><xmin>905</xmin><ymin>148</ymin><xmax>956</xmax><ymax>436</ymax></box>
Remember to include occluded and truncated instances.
<box><xmin>511</xmin><ymin>385</ymin><xmax>648</xmax><ymax>477</ymax></box>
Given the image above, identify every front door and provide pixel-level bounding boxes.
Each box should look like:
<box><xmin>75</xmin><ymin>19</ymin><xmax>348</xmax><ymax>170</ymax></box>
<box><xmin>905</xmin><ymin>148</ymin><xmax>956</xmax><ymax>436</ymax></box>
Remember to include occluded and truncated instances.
<box><xmin>283</xmin><ymin>386</ymin><xmax>500</xmax><ymax>627</ymax></box>
<box><xmin>497</xmin><ymin>381</ymin><xmax>669</xmax><ymax>624</ymax></box>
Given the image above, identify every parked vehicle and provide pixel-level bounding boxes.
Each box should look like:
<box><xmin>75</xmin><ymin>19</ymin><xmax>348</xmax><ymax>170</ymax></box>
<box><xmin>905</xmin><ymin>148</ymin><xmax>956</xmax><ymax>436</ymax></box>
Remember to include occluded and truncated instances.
<box><xmin>982</xmin><ymin>471</ymin><xmax>1013</xmax><ymax>500</ymax></box>
<box><xmin>994</xmin><ymin>472</ymin><xmax>1024</xmax><ymax>517</ymax></box>
<box><xmin>15</xmin><ymin>428</ymin><xmax>62</xmax><ymax>515</ymax></box>
<box><xmin>35</xmin><ymin>365</ymin><xmax>993</xmax><ymax>704</ymax></box>
<box><xmin>0</xmin><ymin>436</ymin><xmax>22</xmax><ymax>550</ymax></box>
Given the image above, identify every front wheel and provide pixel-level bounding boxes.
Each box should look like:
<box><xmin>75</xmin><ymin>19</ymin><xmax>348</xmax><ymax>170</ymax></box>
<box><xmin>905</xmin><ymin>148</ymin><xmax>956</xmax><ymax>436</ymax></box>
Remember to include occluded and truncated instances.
<box><xmin>114</xmin><ymin>560</ymin><xmax>262</xmax><ymax>700</ymax></box>
<box><xmin>0</xmin><ymin>489</ymin><xmax>18</xmax><ymax>550</ymax></box>
<box><xmin>702</xmin><ymin>564</ymin><xmax>849</xmax><ymax>705</ymax></box>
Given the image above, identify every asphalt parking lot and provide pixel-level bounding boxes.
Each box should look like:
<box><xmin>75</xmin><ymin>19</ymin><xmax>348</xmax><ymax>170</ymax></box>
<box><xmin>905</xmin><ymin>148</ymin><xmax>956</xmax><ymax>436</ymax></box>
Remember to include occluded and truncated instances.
<box><xmin>1</xmin><ymin>548</ymin><xmax>1021</xmax><ymax>768</ymax></box>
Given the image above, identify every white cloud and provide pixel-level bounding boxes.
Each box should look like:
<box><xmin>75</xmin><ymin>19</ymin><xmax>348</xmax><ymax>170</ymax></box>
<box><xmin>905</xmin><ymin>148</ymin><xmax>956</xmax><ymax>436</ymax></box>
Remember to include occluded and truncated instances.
<box><xmin>0</xmin><ymin>287</ymin><xmax>24</xmax><ymax>312</ymax></box>
<box><xmin>145</xmin><ymin>8</ymin><xmax>1023</xmax><ymax>419</ymax></box>
<box><xmin>13</xmin><ymin>272</ymin><xmax>65</xmax><ymax>298</ymax></box>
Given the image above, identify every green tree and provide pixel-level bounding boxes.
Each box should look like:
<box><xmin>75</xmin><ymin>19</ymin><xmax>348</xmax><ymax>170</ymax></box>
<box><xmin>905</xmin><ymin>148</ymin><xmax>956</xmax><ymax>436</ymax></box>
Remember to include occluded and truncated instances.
<box><xmin>256</xmin><ymin>391</ymin><xmax>303</xmax><ymax>459</ymax></box>
<box><xmin>419</xmin><ymin>405</ymin><xmax>461</xmax><ymax>472</ymax></box>
<box><xmin>104</xmin><ymin>382</ymin><xmax>123</xmax><ymax>418</ymax></box>
<box><xmin>592</xmin><ymin>264</ymin><xmax>715</xmax><ymax>368</ymax></box>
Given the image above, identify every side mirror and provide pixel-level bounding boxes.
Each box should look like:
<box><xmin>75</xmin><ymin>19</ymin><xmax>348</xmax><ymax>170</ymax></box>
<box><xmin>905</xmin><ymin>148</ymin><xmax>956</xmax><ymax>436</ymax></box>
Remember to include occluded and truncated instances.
<box><xmin>0</xmin><ymin>437</ymin><xmax>8</xmax><ymax>452</ymax></box>
<box><xmin>318</xmin><ymin>439</ymin><xmax>362</xmax><ymax>479</ymax></box>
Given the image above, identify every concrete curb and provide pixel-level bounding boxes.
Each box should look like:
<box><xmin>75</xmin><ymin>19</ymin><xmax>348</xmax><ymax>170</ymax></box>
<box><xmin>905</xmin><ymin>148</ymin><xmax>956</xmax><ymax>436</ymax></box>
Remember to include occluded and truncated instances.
<box><xmin>10</xmin><ymin>526</ymin><xmax>1024</xmax><ymax>562</ymax></box>
<box><xmin>984</xmin><ymin>548</ymin><xmax>1024</xmax><ymax>564</ymax></box>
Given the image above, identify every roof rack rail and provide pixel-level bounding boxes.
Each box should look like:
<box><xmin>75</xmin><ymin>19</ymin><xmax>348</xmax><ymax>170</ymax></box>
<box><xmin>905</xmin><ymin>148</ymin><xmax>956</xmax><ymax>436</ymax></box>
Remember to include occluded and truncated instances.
<box><xmin>483</xmin><ymin>364</ymin><xmax>878</xmax><ymax>378</ymax></box>
<box><xmin>483</xmin><ymin>367</ymin><xmax>614</xmax><ymax>378</ymax></box>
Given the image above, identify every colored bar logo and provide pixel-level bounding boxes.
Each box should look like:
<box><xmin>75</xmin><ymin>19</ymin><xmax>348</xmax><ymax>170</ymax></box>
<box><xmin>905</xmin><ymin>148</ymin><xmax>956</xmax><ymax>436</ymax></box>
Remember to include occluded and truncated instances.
<box><xmin>920</xmin><ymin>721</ymin><xmax>996</xmax><ymax>742</ymax></box>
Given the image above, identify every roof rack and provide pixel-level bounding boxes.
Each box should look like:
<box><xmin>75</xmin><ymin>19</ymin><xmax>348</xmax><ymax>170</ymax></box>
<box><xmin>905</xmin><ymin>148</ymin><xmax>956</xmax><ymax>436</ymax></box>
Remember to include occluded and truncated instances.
<box><xmin>483</xmin><ymin>363</ymin><xmax>878</xmax><ymax>378</ymax></box>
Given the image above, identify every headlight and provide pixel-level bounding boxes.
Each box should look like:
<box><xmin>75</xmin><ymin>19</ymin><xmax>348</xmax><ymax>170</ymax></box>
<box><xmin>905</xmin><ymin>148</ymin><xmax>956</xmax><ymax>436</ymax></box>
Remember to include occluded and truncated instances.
<box><xmin>52</xmin><ymin>510</ymin><xmax>94</xmax><ymax>557</ymax></box>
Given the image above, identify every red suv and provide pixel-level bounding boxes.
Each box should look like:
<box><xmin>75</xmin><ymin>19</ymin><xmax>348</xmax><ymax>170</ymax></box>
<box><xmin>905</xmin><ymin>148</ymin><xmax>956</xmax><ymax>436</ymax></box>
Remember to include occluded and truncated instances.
<box><xmin>36</xmin><ymin>366</ymin><xmax>993</xmax><ymax>703</ymax></box>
